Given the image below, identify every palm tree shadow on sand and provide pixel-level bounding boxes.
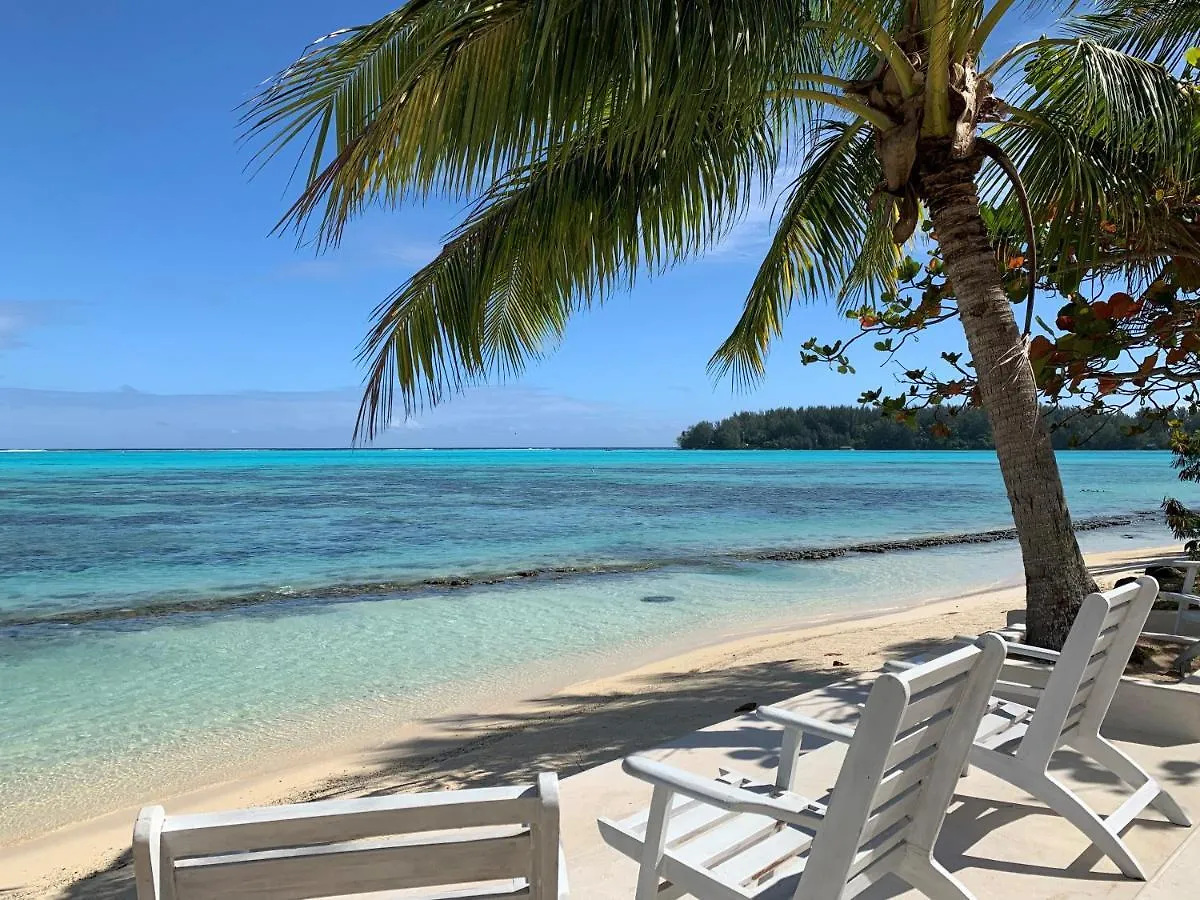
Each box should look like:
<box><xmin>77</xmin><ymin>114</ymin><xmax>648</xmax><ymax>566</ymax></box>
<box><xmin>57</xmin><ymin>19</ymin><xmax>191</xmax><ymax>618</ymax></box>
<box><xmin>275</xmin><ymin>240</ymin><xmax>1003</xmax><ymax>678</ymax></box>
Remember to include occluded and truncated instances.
<box><xmin>50</xmin><ymin>632</ymin><xmax>1200</xmax><ymax>899</ymax></box>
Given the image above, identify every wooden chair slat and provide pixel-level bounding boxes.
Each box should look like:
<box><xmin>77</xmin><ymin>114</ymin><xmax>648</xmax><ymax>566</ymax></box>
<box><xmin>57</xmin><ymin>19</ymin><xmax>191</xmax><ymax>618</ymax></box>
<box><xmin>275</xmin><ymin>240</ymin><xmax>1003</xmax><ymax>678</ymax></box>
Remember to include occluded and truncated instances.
<box><xmin>896</xmin><ymin>677</ymin><xmax>968</xmax><ymax>733</ymax></box>
<box><xmin>1100</xmin><ymin>597</ymin><xmax>1135</xmax><ymax>633</ymax></box>
<box><xmin>172</xmin><ymin>831</ymin><xmax>530</xmax><ymax>900</ymax></box>
<box><xmin>897</xmin><ymin>645</ymin><xmax>979</xmax><ymax>695</ymax></box>
<box><xmin>664</xmin><ymin>802</ymin><xmax>740</xmax><ymax>850</ymax></box>
<box><xmin>858</xmin><ymin>790</ymin><xmax>920</xmax><ymax>850</ymax></box>
<box><xmin>673</xmin><ymin>812</ymin><xmax>782</xmax><ymax>871</ymax></box>
<box><xmin>884</xmin><ymin>712</ymin><xmax>953</xmax><ymax>771</ymax></box>
<box><xmin>165</xmin><ymin>789</ymin><xmax>537</xmax><ymax>858</ymax></box>
<box><xmin>134</xmin><ymin>777</ymin><xmax>566</xmax><ymax>900</ymax></box>
<box><xmin>601</xmin><ymin>635</ymin><xmax>1008</xmax><ymax>899</ymax></box>
<box><xmin>969</xmin><ymin>577</ymin><xmax>1191</xmax><ymax>881</ymax></box>
<box><xmin>705</xmin><ymin>825</ymin><xmax>812</xmax><ymax>889</ymax></box>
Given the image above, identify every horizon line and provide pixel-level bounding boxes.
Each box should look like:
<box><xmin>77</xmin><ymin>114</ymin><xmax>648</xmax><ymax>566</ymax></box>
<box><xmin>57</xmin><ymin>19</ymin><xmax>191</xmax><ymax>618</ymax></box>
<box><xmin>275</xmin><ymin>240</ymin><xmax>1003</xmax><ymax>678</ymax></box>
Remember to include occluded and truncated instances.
<box><xmin>0</xmin><ymin>445</ymin><xmax>680</xmax><ymax>452</ymax></box>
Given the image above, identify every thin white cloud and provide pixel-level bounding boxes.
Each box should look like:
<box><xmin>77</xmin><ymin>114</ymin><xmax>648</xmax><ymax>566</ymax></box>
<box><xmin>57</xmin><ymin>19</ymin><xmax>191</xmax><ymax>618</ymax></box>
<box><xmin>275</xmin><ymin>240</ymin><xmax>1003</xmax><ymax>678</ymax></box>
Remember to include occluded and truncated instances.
<box><xmin>375</xmin><ymin>240</ymin><xmax>442</xmax><ymax>267</ymax></box>
<box><xmin>704</xmin><ymin>162</ymin><xmax>803</xmax><ymax>263</ymax></box>
<box><xmin>0</xmin><ymin>301</ymin><xmax>53</xmax><ymax>350</ymax></box>
<box><xmin>0</xmin><ymin>385</ymin><xmax>683</xmax><ymax>449</ymax></box>
<box><xmin>706</xmin><ymin>203</ymin><xmax>777</xmax><ymax>261</ymax></box>
<box><xmin>275</xmin><ymin>238</ymin><xmax>442</xmax><ymax>280</ymax></box>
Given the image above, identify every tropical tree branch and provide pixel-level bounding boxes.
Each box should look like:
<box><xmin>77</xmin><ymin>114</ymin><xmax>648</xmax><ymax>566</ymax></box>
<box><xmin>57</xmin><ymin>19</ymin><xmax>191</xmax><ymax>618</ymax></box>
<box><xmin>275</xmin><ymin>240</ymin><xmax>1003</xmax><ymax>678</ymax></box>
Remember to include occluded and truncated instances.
<box><xmin>981</xmin><ymin>37</ymin><xmax>1077</xmax><ymax>81</ymax></box>
<box><xmin>851</xmin><ymin>11</ymin><xmax>919</xmax><ymax>96</ymax></box>
<box><xmin>767</xmin><ymin>89</ymin><xmax>898</xmax><ymax>128</ymax></box>
<box><xmin>923</xmin><ymin>0</ymin><xmax>953</xmax><ymax>135</ymax></box>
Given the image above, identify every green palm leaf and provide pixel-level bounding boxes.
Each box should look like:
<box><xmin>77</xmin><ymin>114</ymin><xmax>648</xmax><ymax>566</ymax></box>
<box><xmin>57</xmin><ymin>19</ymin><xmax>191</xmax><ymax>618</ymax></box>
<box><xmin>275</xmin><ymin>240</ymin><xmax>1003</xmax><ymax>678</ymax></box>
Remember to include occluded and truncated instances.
<box><xmin>1013</xmin><ymin>40</ymin><xmax>1199</xmax><ymax>175</ymax></box>
<box><xmin>1069</xmin><ymin>0</ymin><xmax>1200</xmax><ymax>69</ymax></box>
<box><xmin>708</xmin><ymin>120</ymin><xmax>888</xmax><ymax>386</ymax></box>
<box><xmin>988</xmin><ymin>36</ymin><xmax>1200</xmax><ymax>278</ymax></box>
<box><xmin>355</xmin><ymin>103</ymin><xmax>777</xmax><ymax>439</ymax></box>
<box><xmin>249</xmin><ymin>0</ymin><xmax>1200</xmax><ymax>435</ymax></box>
<box><xmin>246</xmin><ymin>0</ymin><xmax>813</xmax><ymax>248</ymax></box>
<box><xmin>989</xmin><ymin>104</ymin><xmax>1199</xmax><ymax>283</ymax></box>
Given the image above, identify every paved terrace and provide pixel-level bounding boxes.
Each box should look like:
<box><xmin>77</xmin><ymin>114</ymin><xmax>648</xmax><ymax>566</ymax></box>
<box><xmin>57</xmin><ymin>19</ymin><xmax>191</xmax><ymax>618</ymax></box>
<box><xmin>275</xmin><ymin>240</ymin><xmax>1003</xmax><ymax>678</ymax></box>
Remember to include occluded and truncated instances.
<box><xmin>559</xmin><ymin>672</ymin><xmax>1200</xmax><ymax>899</ymax></box>
<box><xmin>31</xmin><ymin>606</ymin><xmax>1200</xmax><ymax>899</ymax></box>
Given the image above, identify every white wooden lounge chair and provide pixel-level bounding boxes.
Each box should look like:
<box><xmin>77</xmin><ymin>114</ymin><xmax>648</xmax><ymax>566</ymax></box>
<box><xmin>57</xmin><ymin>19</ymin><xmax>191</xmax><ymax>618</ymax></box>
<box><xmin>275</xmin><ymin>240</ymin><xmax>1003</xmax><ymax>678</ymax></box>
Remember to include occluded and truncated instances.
<box><xmin>597</xmin><ymin>634</ymin><xmax>1007</xmax><ymax>899</ymax></box>
<box><xmin>1008</xmin><ymin>561</ymin><xmax>1200</xmax><ymax>672</ymax></box>
<box><xmin>1151</xmin><ymin>559</ymin><xmax>1200</xmax><ymax>672</ymax></box>
<box><xmin>1156</xmin><ymin>558</ymin><xmax>1200</xmax><ymax>635</ymax></box>
<box><xmin>132</xmin><ymin>773</ymin><xmax>567</xmax><ymax>900</ymax></box>
<box><xmin>863</xmin><ymin>576</ymin><xmax>1191</xmax><ymax>880</ymax></box>
<box><xmin>971</xmin><ymin>576</ymin><xmax>1191</xmax><ymax>878</ymax></box>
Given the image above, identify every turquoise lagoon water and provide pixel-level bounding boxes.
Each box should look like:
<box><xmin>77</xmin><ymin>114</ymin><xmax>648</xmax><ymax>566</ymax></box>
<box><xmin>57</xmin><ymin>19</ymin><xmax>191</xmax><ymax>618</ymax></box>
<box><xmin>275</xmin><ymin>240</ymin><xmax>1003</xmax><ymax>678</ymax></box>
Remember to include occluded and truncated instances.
<box><xmin>0</xmin><ymin>449</ymin><xmax>1192</xmax><ymax>840</ymax></box>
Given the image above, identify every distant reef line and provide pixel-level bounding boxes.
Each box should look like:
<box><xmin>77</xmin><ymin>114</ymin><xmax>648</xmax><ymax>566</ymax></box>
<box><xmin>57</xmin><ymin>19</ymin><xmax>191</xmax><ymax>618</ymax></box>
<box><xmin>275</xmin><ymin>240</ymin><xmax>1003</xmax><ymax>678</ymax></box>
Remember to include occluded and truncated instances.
<box><xmin>0</xmin><ymin>510</ymin><xmax>1161</xmax><ymax>632</ymax></box>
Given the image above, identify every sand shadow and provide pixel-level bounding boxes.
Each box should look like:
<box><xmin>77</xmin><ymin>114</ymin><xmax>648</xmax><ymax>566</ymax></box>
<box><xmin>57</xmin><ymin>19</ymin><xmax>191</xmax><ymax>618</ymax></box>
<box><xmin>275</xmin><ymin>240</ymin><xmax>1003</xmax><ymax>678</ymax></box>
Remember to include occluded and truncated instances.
<box><xmin>47</xmin><ymin>633</ymin><xmax>1197</xmax><ymax>898</ymax></box>
<box><xmin>50</xmin><ymin>652</ymin><xmax>860</xmax><ymax>899</ymax></box>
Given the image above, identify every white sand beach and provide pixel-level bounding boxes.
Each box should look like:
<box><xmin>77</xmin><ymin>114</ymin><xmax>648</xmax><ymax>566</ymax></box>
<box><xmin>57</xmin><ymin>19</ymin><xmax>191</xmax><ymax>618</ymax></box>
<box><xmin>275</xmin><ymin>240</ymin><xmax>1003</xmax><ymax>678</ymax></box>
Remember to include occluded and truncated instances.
<box><xmin>1</xmin><ymin>542</ymin><xmax>1181</xmax><ymax>899</ymax></box>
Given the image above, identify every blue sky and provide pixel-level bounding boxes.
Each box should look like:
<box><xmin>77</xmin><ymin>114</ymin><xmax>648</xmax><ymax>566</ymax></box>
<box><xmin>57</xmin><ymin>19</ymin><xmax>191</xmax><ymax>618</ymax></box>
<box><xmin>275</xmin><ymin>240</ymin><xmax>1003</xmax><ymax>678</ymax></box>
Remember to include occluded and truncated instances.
<box><xmin>1</xmin><ymin>2</ymin><xmax>1045</xmax><ymax>448</ymax></box>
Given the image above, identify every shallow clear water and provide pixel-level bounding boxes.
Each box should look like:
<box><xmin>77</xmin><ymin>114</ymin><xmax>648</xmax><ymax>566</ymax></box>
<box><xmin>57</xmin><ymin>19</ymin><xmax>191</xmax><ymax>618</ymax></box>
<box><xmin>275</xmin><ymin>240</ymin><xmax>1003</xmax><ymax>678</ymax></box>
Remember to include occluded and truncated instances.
<box><xmin>0</xmin><ymin>449</ymin><xmax>1191</xmax><ymax>839</ymax></box>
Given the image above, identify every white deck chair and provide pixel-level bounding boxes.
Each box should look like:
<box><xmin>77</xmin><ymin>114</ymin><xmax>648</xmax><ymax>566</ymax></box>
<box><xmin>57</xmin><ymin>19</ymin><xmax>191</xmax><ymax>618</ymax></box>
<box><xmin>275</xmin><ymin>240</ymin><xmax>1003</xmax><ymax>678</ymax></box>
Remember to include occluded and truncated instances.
<box><xmin>841</xmin><ymin>576</ymin><xmax>1190</xmax><ymax>881</ymax></box>
<box><xmin>1151</xmin><ymin>559</ymin><xmax>1200</xmax><ymax>672</ymax></box>
<box><xmin>1008</xmin><ymin>562</ymin><xmax>1200</xmax><ymax>672</ymax></box>
<box><xmin>597</xmin><ymin>634</ymin><xmax>1007</xmax><ymax>899</ymax></box>
<box><xmin>133</xmin><ymin>773</ymin><xmax>567</xmax><ymax>900</ymax></box>
<box><xmin>970</xmin><ymin>576</ymin><xmax>1191</xmax><ymax>879</ymax></box>
<box><xmin>1155</xmin><ymin>558</ymin><xmax>1200</xmax><ymax>635</ymax></box>
<box><xmin>1008</xmin><ymin>564</ymin><xmax>1195</xmax><ymax>672</ymax></box>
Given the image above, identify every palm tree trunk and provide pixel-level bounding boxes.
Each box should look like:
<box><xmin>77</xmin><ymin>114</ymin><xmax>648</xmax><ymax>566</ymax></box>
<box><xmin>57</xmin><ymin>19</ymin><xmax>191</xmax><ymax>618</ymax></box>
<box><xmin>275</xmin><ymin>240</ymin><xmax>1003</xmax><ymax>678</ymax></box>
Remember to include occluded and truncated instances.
<box><xmin>919</xmin><ymin>143</ymin><xmax>1097</xmax><ymax>648</ymax></box>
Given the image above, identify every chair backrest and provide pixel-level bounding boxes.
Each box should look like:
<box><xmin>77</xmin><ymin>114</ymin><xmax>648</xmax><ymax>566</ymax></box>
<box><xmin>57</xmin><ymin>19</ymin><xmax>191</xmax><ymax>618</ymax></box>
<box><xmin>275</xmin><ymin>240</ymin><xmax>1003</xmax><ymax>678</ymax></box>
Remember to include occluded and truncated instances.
<box><xmin>133</xmin><ymin>773</ymin><xmax>561</xmax><ymax>900</ymax></box>
<box><xmin>798</xmin><ymin>634</ymin><xmax>1007</xmax><ymax>896</ymax></box>
<box><xmin>1017</xmin><ymin>576</ymin><xmax>1158</xmax><ymax>763</ymax></box>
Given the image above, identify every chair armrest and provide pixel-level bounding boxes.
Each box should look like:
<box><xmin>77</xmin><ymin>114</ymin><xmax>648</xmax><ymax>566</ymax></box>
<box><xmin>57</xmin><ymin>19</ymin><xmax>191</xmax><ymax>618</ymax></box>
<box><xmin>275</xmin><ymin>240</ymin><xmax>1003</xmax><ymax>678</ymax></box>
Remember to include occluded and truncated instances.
<box><xmin>1002</xmin><ymin>642</ymin><xmax>1061</xmax><ymax>664</ymax></box>
<box><xmin>621</xmin><ymin>756</ymin><xmax>821</xmax><ymax>824</ymax></box>
<box><xmin>1159</xmin><ymin>591</ymin><xmax>1200</xmax><ymax>608</ymax></box>
<box><xmin>1140</xmin><ymin>631</ymin><xmax>1197</xmax><ymax>646</ymax></box>
<box><xmin>756</xmin><ymin>705</ymin><xmax>856</xmax><ymax>745</ymax></box>
<box><xmin>993</xmin><ymin>626</ymin><xmax>1027</xmax><ymax>642</ymax></box>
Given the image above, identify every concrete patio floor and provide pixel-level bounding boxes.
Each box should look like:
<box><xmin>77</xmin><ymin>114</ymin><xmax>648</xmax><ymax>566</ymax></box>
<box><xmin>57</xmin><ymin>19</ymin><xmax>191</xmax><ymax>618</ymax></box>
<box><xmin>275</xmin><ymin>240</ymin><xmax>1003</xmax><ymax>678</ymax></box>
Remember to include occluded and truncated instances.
<box><xmin>556</xmin><ymin>672</ymin><xmax>1200</xmax><ymax>898</ymax></box>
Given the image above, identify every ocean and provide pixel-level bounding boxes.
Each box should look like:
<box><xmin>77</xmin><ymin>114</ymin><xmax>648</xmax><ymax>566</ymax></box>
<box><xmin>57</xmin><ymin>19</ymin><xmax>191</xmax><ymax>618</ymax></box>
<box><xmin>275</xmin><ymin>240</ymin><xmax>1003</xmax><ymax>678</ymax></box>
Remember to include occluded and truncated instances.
<box><xmin>0</xmin><ymin>448</ymin><xmax>1190</xmax><ymax>840</ymax></box>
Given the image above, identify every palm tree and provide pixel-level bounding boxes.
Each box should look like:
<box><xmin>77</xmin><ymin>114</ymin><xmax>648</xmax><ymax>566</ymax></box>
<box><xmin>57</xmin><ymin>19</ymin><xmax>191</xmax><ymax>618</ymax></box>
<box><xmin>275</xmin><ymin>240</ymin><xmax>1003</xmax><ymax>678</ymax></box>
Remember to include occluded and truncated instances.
<box><xmin>246</xmin><ymin>0</ymin><xmax>1199</xmax><ymax>647</ymax></box>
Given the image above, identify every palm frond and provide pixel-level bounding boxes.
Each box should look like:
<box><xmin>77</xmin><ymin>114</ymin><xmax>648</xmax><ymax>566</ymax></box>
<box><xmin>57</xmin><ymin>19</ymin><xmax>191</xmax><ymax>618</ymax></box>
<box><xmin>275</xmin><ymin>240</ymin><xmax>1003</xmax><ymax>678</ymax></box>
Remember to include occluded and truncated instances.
<box><xmin>355</xmin><ymin>103</ymin><xmax>777</xmax><ymax>440</ymax></box>
<box><xmin>709</xmin><ymin>119</ymin><xmax>883</xmax><ymax>386</ymax></box>
<box><xmin>245</xmin><ymin>0</ymin><xmax>815</xmax><ymax>248</ymax></box>
<box><xmin>1013</xmin><ymin>40</ymin><xmax>1199</xmax><ymax>176</ymax></box>
<box><xmin>839</xmin><ymin>202</ymin><xmax>903</xmax><ymax>306</ymax></box>
<box><xmin>991</xmin><ymin>35</ymin><xmax>1200</xmax><ymax>278</ymax></box>
<box><xmin>987</xmin><ymin>104</ymin><xmax>1200</xmax><ymax>283</ymax></box>
<box><xmin>1069</xmin><ymin>0</ymin><xmax>1200</xmax><ymax>69</ymax></box>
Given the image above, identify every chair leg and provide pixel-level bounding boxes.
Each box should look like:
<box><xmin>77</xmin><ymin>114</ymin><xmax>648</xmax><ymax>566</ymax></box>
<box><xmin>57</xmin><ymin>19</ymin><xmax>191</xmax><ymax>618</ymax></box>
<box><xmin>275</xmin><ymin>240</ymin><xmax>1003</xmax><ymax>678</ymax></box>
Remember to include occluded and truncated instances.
<box><xmin>776</xmin><ymin>726</ymin><xmax>803</xmax><ymax>791</ymax></box>
<box><xmin>1027</xmin><ymin>771</ymin><xmax>1148</xmax><ymax>880</ymax></box>
<box><xmin>636</xmin><ymin>786</ymin><xmax>674</xmax><ymax>900</ymax></box>
<box><xmin>898</xmin><ymin>854</ymin><xmax>976</xmax><ymax>900</ymax></box>
<box><xmin>1173</xmin><ymin>640</ymin><xmax>1200</xmax><ymax>676</ymax></box>
<box><xmin>1072</xmin><ymin>734</ymin><xmax>1191</xmax><ymax>827</ymax></box>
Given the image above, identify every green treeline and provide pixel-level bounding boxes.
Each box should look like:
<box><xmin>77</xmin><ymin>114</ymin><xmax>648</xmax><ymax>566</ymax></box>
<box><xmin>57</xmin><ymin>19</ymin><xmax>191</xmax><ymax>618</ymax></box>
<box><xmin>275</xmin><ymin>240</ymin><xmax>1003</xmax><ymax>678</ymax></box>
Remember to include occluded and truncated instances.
<box><xmin>677</xmin><ymin>406</ymin><xmax>1200</xmax><ymax>451</ymax></box>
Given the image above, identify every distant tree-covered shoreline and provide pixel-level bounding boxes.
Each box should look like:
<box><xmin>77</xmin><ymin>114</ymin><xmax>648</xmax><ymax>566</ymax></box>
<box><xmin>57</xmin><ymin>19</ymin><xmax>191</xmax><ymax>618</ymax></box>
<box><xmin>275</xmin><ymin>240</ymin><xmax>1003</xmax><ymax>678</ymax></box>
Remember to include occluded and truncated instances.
<box><xmin>677</xmin><ymin>406</ymin><xmax>1200</xmax><ymax>451</ymax></box>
